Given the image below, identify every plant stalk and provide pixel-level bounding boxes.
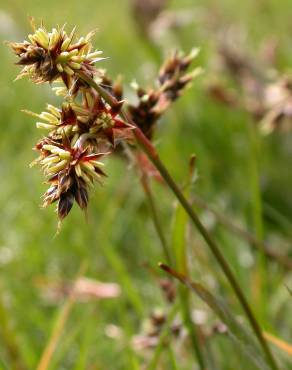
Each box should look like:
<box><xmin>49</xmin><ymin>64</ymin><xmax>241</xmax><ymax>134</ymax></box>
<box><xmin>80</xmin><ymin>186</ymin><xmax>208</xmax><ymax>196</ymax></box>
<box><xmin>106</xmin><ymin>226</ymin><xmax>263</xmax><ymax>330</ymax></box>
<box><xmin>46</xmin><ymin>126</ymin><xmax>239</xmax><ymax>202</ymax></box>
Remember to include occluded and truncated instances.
<box><xmin>143</xmin><ymin>155</ymin><xmax>278</xmax><ymax>370</ymax></box>
<box><xmin>247</xmin><ymin>120</ymin><xmax>266</xmax><ymax>320</ymax></box>
<box><xmin>191</xmin><ymin>194</ymin><xmax>292</xmax><ymax>270</ymax></box>
<box><xmin>140</xmin><ymin>174</ymin><xmax>173</xmax><ymax>265</ymax></box>
<box><xmin>0</xmin><ymin>288</ymin><xmax>27</xmax><ymax>370</ymax></box>
<box><xmin>77</xmin><ymin>72</ymin><xmax>279</xmax><ymax>370</ymax></box>
<box><xmin>36</xmin><ymin>262</ymin><xmax>87</xmax><ymax>370</ymax></box>
<box><xmin>124</xmin><ymin>144</ymin><xmax>206</xmax><ymax>369</ymax></box>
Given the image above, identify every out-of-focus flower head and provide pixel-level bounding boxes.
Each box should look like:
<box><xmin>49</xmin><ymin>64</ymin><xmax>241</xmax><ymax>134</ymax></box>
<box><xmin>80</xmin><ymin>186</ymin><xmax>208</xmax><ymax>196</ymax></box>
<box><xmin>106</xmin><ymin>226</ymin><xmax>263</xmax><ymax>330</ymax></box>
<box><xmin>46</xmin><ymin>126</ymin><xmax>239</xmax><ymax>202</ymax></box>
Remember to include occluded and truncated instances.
<box><xmin>132</xmin><ymin>308</ymin><xmax>183</xmax><ymax>352</ymax></box>
<box><xmin>37</xmin><ymin>276</ymin><xmax>121</xmax><ymax>304</ymax></box>
<box><xmin>9</xmin><ymin>23</ymin><xmax>103</xmax><ymax>87</ymax></box>
<box><xmin>208</xmin><ymin>40</ymin><xmax>292</xmax><ymax>134</ymax></box>
<box><xmin>132</xmin><ymin>0</ymin><xmax>168</xmax><ymax>37</ymax></box>
<box><xmin>261</xmin><ymin>75</ymin><xmax>292</xmax><ymax>134</ymax></box>
<box><xmin>129</xmin><ymin>48</ymin><xmax>202</xmax><ymax>139</ymax></box>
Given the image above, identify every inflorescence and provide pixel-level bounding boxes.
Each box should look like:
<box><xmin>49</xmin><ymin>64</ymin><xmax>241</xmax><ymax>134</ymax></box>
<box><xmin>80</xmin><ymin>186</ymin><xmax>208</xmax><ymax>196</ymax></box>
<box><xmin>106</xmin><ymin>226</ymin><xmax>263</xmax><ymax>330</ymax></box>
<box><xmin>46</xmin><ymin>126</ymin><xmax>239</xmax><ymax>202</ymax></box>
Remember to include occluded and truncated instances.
<box><xmin>9</xmin><ymin>22</ymin><xmax>200</xmax><ymax>222</ymax></box>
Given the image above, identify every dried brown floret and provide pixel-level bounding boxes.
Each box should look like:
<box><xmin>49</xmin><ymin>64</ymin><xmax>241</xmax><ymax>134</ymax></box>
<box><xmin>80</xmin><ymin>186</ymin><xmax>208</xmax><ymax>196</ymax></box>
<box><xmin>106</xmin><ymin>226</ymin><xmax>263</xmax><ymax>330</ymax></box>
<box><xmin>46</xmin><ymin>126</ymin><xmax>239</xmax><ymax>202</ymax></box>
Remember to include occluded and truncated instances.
<box><xmin>129</xmin><ymin>49</ymin><xmax>202</xmax><ymax>139</ymax></box>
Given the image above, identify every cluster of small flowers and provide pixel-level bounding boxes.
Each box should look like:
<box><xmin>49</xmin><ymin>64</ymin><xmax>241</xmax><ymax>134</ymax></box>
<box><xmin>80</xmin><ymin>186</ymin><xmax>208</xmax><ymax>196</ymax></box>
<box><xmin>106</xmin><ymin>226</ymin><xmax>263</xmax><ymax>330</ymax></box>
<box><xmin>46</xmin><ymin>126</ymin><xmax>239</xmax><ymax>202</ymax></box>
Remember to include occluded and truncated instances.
<box><xmin>9</xmin><ymin>23</ymin><xmax>199</xmax><ymax>221</ymax></box>
<box><xmin>129</xmin><ymin>48</ymin><xmax>202</xmax><ymax>138</ymax></box>
<box><xmin>9</xmin><ymin>24</ymin><xmax>103</xmax><ymax>89</ymax></box>
<box><xmin>28</xmin><ymin>89</ymin><xmax>132</xmax><ymax>220</ymax></box>
<box><xmin>9</xmin><ymin>24</ymin><xmax>132</xmax><ymax>220</ymax></box>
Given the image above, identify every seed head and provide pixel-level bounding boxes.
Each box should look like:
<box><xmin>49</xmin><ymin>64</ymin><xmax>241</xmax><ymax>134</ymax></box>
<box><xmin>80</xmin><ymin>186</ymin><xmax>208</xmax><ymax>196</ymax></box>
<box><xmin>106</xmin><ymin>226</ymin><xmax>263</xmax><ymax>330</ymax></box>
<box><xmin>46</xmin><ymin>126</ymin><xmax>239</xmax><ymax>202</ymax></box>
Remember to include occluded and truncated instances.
<box><xmin>8</xmin><ymin>21</ymin><xmax>199</xmax><ymax>224</ymax></box>
<box><xmin>129</xmin><ymin>49</ymin><xmax>202</xmax><ymax>139</ymax></box>
<box><xmin>158</xmin><ymin>48</ymin><xmax>202</xmax><ymax>101</ymax></box>
<box><xmin>35</xmin><ymin>136</ymin><xmax>108</xmax><ymax>218</ymax></box>
<box><xmin>9</xmin><ymin>25</ymin><xmax>103</xmax><ymax>86</ymax></box>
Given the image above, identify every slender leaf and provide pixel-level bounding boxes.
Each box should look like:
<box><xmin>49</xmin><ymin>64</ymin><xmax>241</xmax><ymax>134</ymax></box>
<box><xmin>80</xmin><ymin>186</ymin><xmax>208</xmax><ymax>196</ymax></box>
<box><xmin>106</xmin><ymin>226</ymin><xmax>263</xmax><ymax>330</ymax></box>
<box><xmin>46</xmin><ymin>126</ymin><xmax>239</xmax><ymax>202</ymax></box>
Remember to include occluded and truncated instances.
<box><xmin>160</xmin><ymin>264</ymin><xmax>273</xmax><ymax>370</ymax></box>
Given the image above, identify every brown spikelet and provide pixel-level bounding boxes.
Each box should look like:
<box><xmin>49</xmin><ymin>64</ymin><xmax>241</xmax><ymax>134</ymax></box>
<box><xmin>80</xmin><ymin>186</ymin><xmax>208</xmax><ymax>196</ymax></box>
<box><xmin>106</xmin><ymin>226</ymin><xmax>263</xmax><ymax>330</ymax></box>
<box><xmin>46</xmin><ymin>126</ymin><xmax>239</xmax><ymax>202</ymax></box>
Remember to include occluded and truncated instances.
<box><xmin>58</xmin><ymin>191</ymin><xmax>74</xmax><ymax>220</ymax></box>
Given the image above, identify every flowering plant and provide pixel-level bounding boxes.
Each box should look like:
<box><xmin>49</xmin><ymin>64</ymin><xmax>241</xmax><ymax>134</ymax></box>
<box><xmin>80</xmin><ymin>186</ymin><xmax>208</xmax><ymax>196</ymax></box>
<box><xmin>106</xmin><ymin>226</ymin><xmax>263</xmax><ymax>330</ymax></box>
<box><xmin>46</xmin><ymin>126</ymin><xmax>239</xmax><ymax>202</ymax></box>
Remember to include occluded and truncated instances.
<box><xmin>8</xmin><ymin>21</ymin><xmax>279</xmax><ymax>370</ymax></box>
<box><xmin>9</xmin><ymin>22</ymin><xmax>199</xmax><ymax>221</ymax></box>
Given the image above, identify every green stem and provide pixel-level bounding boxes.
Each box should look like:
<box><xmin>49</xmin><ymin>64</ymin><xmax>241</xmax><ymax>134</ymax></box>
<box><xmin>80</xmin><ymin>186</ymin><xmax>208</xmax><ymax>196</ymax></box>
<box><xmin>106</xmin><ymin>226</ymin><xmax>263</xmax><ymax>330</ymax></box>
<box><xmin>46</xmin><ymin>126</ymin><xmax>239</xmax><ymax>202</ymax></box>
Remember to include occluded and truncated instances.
<box><xmin>140</xmin><ymin>175</ymin><xmax>173</xmax><ymax>265</ymax></box>
<box><xmin>77</xmin><ymin>72</ymin><xmax>279</xmax><ymax>370</ymax></box>
<box><xmin>124</xmin><ymin>143</ymin><xmax>205</xmax><ymax>368</ymax></box>
<box><xmin>146</xmin><ymin>303</ymin><xmax>179</xmax><ymax>370</ymax></box>
<box><xmin>0</xmin><ymin>289</ymin><xmax>27</xmax><ymax>370</ymax></box>
<box><xmin>179</xmin><ymin>293</ymin><xmax>206</xmax><ymax>369</ymax></box>
<box><xmin>36</xmin><ymin>262</ymin><xmax>87</xmax><ymax>370</ymax></box>
<box><xmin>172</xmin><ymin>164</ymin><xmax>206</xmax><ymax>370</ymax></box>
<box><xmin>141</xmin><ymin>175</ymin><xmax>205</xmax><ymax>370</ymax></box>
<box><xmin>167</xmin><ymin>346</ymin><xmax>180</xmax><ymax>370</ymax></box>
<box><xmin>146</xmin><ymin>155</ymin><xmax>278</xmax><ymax>370</ymax></box>
<box><xmin>247</xmin><ymin>120</ymin><xmax>266</xmax><ymax>318</ymax></box>
<box><xmin>247</xmin><ymin>122</ymin><xmax>265</xmax><ymax>243</ymax></box>
<box><xmin>122</xmin><ymin>142</ymin><xmax>173</xmax><ymax>265</ymax></box>
<box><xmin>191</xmin><ymin>194</ymin><xmax>292</xmax><ymax>270</ymax></box>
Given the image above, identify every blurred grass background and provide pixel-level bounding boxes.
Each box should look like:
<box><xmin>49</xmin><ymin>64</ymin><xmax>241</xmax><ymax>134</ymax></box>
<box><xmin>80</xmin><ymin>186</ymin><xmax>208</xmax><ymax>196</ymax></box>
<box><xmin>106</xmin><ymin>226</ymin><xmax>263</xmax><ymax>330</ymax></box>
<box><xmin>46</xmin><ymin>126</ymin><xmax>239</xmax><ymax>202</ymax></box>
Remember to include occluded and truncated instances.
<box><xmin>0</xmin><ymin>0</ymin><xmax>292</xmax><ymax>369</ymax></box>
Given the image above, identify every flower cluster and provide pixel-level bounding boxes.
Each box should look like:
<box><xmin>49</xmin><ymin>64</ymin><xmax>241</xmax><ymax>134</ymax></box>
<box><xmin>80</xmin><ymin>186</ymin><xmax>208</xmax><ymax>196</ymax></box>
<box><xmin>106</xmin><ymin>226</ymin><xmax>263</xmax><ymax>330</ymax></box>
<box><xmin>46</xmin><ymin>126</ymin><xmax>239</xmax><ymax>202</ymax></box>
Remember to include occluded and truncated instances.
<box><xmin>9</xmin><ymin>24</ymin><xmax>103</xmax><ymax>91</ymax></box>
<box><xmin>207</xmin><ymin>41</ymin><xmax>292</xmax><ymax>134</ymax></box>
<box><xmin>128</xmin><ymin>49</ymin><xmax>202</xmax><ymax>138</ymax></box>
<box><xmin>9</xmin><ymin>22</ymin><xmax>199</xmax><ymax>222</ymax></box>
<box><xmin>36</xmin><ymin>137</ymin><xmax>107</xmax><ymax>220</ymax></box>
<box><xmin>27</xmin><ymin>89</ymin><xmax>132</xmax><ymax>220</ymax></box>
<box><xmin>261</xmin><ymin>76</ymin><xmax>292</xmax><ymax>134</ymax></box>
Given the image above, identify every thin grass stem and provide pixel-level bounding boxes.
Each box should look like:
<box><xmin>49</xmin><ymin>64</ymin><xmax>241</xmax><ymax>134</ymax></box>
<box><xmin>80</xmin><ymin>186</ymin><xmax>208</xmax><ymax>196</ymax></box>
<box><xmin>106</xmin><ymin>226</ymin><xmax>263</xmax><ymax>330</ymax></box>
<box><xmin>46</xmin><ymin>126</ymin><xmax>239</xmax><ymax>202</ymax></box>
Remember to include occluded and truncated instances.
<box><xmin>0</xmin><ymin>288</ymin><xmax>27</xmax><ymax>370</ymax></box>
<box><xmin>140</xmin><ymin>175</ymin><xmax>173</xmax><ymax>265</ymax></box>
<box><xmin>123</xmin><ymin>141</ymin><xmax>205</xmax><ymax>368</ymax></box>
<box><xmin>171</xmin><ymin>163</ymin><xmax>206</xmax><ymax>370</ymax></box>
<box><xmin>77</xmin><ymin>72</ymin><xmax>279</xmax><ymax>370</ymax></box>
<box><xmin>146</xmin><ymin>155</ymin><xmax>279</xmax><ymax>370</ymax></box>
<box><xmin>146</xmin><ymin>302</ymin><xmax>179</xmax><ymax>370</ymax></box>
<box><xmin>247</xmin><ymin>120</ymin><xmax>266</xmax><ymax>319</ymax></box>
<box><xmin>191</xmin><ymin>194</ymin><xmax>292</xmax><ymax>270</ymax></box>
<box><xmin>36</xmin><ymin>262</ymin><xmax>87</xmax><ymax>370</ymax></box>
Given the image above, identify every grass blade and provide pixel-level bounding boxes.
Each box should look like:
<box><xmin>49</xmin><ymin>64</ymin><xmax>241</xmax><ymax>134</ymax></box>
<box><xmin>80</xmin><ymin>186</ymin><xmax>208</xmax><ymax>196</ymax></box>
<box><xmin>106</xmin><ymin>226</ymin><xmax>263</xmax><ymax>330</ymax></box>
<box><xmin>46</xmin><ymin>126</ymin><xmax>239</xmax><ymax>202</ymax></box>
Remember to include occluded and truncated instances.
<box><xmin>146</xmin><ymin>302</ymin><xmax>179</xmax><ymax>370</ymax></box>
<box><xmin>171</xmin><ymin>155</ymin><xmax>206</xmax><ymax>369</ymax></box>
<box><xmin>0</xmin><ymin>289</ymin><xmax>27</xmax><ymax>370</ymax></box>
<box><xmin>160</xmin><ymin>263</ymin><xmax>276</xmax><ymax>370</ymax></box>
<box><xmin>36</xmin><ymin>262</ymin><xmax>87</xmax><ymax>370</ymax></box>
<box><xmin>264</xmin><ymin>332</ymin><xmax>292</xmax><ymax>357</ymax></box>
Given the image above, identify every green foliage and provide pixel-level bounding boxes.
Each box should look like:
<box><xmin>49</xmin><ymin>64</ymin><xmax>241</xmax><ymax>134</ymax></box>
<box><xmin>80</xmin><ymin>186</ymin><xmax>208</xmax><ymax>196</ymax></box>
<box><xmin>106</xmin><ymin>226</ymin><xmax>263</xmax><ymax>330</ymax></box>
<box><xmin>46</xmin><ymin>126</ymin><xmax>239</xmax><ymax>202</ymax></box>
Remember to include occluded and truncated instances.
<box><xmin>0</xmin><ymin>0</ymin><xmax>291</xmax><ymax>369</ymax></box>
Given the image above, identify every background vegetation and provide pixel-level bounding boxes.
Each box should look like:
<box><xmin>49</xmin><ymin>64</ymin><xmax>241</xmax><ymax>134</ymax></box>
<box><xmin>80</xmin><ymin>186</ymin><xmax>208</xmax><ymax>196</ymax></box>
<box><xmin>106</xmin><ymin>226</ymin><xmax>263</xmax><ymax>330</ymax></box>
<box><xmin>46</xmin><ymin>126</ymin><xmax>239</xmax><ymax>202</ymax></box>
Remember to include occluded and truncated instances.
<box><xmin>0</xmin><ymin>0</ymin><xmax>291</xmax><ymax>369</ymax></box>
